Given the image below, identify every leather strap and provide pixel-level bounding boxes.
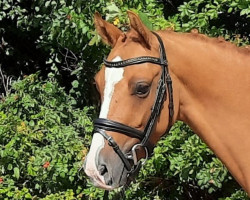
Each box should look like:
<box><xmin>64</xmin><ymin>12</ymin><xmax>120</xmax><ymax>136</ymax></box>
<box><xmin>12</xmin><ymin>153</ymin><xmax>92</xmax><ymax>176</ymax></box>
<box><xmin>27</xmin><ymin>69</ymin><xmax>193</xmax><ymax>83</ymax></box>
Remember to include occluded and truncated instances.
<box><xmin>96</xmin><ymin>128</ymin><xmax>132</xmax><ymax>171</ymax></box>
<box><xmin>104</xmin><ymin>56</ymin><xmax>162</xmax><ymax>68</ymax></box>
<box><xmin>94</xmin><ymin>118</ymin><xmax>144</xmax><ymax>140</ymax></box>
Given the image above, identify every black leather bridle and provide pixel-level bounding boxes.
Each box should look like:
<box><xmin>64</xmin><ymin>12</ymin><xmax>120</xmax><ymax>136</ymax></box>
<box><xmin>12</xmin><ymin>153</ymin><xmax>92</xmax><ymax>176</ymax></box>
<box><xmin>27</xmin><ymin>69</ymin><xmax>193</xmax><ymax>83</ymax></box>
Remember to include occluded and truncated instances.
<box><xmin>93</xmin><ymin>32</ymin><xmax>174</xmax><ymax>181</ymax></box>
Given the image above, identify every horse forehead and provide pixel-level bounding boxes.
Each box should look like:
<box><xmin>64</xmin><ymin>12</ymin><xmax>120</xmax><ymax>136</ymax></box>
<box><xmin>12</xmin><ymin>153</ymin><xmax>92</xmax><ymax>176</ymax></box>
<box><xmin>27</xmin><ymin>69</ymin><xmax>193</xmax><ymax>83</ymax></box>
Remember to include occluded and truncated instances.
<box><xmin>102</xmin><ymin>56</ymin><xmax>124</xmax><ymax>85</ymax></box>
<box><xmin>110</xmin><ymin>46</ymin><xmax>147</xmax><ymax>59</ymax></box>
<box><xmin>98</xmin><ymin>56</ymin><xmax>124</xmax><ymax>117</ymax></box>
<box><xmin>104</xmin><ymin>56</ymin><xmax>126</xmax><ymax>87</ymax></box>
<box><xmin>108</xmin><ymin>37</ymin><xmax>153</xmax><ymax>59</ymax></box>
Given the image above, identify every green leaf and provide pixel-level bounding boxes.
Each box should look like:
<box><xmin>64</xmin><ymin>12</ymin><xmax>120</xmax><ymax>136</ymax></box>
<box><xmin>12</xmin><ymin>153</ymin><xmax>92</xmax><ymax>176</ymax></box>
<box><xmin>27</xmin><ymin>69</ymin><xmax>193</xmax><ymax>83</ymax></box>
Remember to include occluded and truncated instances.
<box><xmin>35</xmin><ymin>183</ymin><xmax>40</xmax><ymax>189</ymax></box>
<box><xmin>138</xmin><ymin>12</ymin><xmax>153</xmax><ymax>30</ymax></box>
<box><xmin>25</xmin><ymin>193</ymin><xmax>32</xmax><ymax>199</ymax></box>
<box><xmin>88</xmin><ymin>35</ymin><xmax>98</xmax><ymax>46</ymax></box>
<box><xmin>60</xmin><ymin>172</ymin><xmax>65</xmax><ymax>178</ymax></box>
<box><xmin>208</xmin><ymin>187</ymin><xmax>214</xmax><ymax>194</ymax></box>
<box><xmin>55</xmin><ymin>55</ymin><xmax>60</xmax><ymax>63</ymax></box>
<box><xmin>45</xmin><ymin>1</ymin><xmax>50</xmax><ymax>7</ymax></box>
<box><xmin>240</xmin><ymin>9</ymin><xmax>246</xmax><ymax>16</ymax></box>
<box><xmin>7</xmin><ymin>164</ymin><xmax>13</xmax><ymax>170</ymax></box>
<box><xmin>69</xmin><ymin>176</ymin><xmax>74</xmax><ymax>182</ymax></box>
<box><xmin>82</xmin><ymin>26</ymin><xmax>89</xmax><ymax>34</ymax></box>
<box><xmin>14</xmin><ymin>167</ymin><xmax>20</xmax><ymax>179</ymax></box>
<box><xmin>106</xmin><ymin>3</ymin><xmax>120</xmax><ymax>14</ymax></box>
<box><xmin>72</xmin><ymin>80</ymin><xmax>79</xmax><ymax>88</ymax></box>
<box><xmin>29</xmin><ymin>120</ymin><xmax>35</xmax><ymax>127</ymax></box>
<box><xmin>198</xmin><ymin>179</ymin><xmax>203</xmax><ymax>186</ymax></box>
<box><xmin>71</xmin><ymin>66</ymin><xmax>83</xmax><ymax>75</ymax></box>
<box><xmin>228</xmin><ymin>7</ymin><xmax>233</xmax><ymax>13</ymax></box>
<box><xmin>46</xmin><ymin>58</ymin><xmax>53</xmax><ymax>64</ymax></box>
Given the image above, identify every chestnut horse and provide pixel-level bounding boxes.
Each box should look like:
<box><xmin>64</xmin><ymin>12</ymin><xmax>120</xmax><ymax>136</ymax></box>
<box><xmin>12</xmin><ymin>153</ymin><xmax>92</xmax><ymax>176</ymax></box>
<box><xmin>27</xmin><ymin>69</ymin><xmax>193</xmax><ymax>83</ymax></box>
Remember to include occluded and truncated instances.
<box><xmin>84</xmin><ymin>11</ymin><xmax>250</xmax><ymax>195</ymax></box>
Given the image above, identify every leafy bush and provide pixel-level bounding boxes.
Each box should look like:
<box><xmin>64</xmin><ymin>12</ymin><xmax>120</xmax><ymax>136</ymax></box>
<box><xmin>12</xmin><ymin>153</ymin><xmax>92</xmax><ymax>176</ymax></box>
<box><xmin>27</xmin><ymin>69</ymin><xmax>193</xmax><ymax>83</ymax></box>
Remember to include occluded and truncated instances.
<box><xmin>0</xmin><ymin>74</ymin><xmax>93</xmax><ymax>199</ymax></box>
<box><xmin>166</xmin><ymin>0</ymin><xmax>249</xmax><ymax>45</ymax></box>
<box><xmin>0</xmin><ymin>0</ymin><xmax>169</xmax><ymax>105</ymax></box>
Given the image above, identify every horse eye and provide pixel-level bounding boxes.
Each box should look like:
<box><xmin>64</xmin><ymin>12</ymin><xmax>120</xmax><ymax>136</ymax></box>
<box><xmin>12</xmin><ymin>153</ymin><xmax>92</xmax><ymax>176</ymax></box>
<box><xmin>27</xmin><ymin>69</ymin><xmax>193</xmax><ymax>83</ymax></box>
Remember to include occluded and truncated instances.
<box><xmin>135</xmin><ymin>82</ymin><xmax>150</xmax><ymax>98</ymax></box>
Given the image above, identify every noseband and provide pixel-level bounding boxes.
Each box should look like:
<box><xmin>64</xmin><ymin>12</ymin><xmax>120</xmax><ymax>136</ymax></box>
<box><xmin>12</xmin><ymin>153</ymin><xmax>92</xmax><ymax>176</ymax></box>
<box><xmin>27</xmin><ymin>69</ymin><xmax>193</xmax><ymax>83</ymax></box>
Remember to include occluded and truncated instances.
<box><xmin>94</xmin><ymin>32</ymin><xmax>174</xmax><ymax>181</ymax></box>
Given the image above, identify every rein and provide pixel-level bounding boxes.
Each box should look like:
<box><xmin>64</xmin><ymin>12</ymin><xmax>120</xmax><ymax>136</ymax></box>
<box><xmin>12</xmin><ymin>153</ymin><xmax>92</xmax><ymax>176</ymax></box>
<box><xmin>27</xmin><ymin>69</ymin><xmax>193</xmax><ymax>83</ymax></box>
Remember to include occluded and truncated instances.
<box><xmin>94</xmin><ymin>32</ymin><xmax>174</xmax><ymax>182</ymax></box>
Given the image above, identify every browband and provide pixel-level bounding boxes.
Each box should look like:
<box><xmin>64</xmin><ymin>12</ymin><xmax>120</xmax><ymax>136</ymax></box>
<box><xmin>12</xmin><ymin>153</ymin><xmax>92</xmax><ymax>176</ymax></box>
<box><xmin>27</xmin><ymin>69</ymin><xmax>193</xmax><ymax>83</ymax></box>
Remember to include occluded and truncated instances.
<box><xmin>103</xmin><ymin>56</ymin><xmax>163</xmax><ymax>68</ymax></box>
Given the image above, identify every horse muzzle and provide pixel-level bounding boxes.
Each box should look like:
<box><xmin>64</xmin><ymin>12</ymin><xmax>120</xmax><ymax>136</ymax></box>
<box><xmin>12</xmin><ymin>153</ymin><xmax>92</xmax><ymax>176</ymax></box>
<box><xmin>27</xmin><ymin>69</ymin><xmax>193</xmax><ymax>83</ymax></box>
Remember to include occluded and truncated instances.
<box><xmin>83</xmin><ymin>128</ymin><xmax>148</xmax><ymax>190</ymax></box>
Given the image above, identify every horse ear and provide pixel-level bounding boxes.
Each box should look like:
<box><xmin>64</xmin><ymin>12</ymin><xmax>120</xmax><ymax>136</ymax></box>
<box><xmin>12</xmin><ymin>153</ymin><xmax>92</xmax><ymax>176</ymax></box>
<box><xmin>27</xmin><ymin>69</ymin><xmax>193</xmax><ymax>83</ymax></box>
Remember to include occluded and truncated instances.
<box><xmin>94</xmin><ymin>12</ymin><xmax>123</xmax><ymax>47</ymax></box>
<box><xmin>127</xmin><ymin>10</ymin><xmax>153</xmax><ymax>49</ymax></box>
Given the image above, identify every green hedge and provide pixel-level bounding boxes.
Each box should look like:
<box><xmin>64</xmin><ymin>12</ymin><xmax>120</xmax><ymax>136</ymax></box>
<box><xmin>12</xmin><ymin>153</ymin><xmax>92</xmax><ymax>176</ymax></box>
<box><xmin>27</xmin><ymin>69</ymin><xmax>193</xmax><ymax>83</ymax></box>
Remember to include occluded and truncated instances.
<box><xmin>0</xmin><ymin>74</ymin><xmax>93</xmax><ymax>199</ymax></box>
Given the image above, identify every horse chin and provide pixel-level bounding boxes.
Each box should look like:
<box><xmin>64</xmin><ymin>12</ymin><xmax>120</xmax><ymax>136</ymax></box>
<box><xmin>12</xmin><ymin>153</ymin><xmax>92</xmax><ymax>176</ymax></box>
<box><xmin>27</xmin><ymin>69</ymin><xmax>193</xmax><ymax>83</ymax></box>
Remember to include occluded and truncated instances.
<box><xmin>92</xmin><ymin>179</ymin><xmax>114</xmax><ymax>190</ymax></box>
<box><xmin>91</xmin><ymin>171</ymin><xmax>128</xmax><ymax>191</ymax></box>
<box><xmin>104</xmin><ymin>162</ymin><xmax>129</xmax><ymax>189</ymax></box>
<box><xmin>86</xmin><ymin>163</ymin><xmax>129</xmax><ymax>190</ymax></box>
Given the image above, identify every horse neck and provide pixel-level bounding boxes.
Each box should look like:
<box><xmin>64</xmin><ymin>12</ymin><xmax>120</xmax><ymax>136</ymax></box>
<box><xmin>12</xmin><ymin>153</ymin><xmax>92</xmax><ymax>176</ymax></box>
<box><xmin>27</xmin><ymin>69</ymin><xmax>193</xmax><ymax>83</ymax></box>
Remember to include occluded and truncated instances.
<box><xmin>162</xmin><ymin>31</ymin><xmax>250</xmax><ymax>193</ymax></box>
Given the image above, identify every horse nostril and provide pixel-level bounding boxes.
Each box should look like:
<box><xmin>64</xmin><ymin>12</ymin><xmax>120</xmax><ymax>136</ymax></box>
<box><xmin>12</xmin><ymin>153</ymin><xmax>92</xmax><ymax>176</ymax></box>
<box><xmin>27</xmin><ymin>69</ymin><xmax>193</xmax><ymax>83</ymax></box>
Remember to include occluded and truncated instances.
<box><xmin>98</xmin><ymin>164</ymin><xmax>107</xmax><ymax>176</ymax></box>
<box><xmin>107</xmin><ymin>178</ymin><xmax>113</xmax><ymax>186</ymax></box>
<box><xmin>97</xmin><ymin>164</ymin><xmax>113</xmax><ymax>185</ymax></box>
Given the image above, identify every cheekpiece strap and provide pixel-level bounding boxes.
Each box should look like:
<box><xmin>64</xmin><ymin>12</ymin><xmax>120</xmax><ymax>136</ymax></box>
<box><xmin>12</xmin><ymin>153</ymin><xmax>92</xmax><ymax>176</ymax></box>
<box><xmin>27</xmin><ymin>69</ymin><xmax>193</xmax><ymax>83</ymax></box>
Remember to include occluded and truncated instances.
<box><xmin>96</xmin><ymin>128</ymin><xmax>132</xmax><ymax>171</ymax></box>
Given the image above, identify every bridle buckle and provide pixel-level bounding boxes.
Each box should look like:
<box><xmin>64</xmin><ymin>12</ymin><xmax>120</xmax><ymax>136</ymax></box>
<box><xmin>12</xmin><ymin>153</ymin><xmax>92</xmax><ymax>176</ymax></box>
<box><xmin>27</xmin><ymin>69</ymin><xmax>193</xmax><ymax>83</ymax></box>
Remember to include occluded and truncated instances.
<box><xmin>131</xmin><ymin>144</ymin><xmax>148</xmax><ymax>166</ymax></box>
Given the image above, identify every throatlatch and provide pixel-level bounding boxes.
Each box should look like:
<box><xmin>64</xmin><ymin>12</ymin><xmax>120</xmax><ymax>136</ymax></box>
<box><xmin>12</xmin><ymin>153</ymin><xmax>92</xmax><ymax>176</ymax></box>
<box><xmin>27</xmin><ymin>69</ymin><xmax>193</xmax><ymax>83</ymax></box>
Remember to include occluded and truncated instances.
<box><xmin>94</xmin><ymin>32</ymin><xmax>174</xmax><ymax>179</ymax></box>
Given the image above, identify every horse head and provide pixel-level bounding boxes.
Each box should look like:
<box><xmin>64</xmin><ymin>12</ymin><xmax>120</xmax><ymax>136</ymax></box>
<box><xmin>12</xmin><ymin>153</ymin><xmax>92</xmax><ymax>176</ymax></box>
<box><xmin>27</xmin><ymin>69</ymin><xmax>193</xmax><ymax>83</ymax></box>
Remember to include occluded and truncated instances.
<box><xmin>84</xmin><ymin>11</ymin><xmax>175</xmax><ymax>190</ymax></box>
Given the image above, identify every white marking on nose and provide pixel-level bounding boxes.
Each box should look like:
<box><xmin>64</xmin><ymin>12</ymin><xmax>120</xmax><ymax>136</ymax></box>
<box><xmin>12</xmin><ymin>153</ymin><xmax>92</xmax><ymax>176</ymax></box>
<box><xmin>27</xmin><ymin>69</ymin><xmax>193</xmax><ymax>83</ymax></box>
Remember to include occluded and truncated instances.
<box><xmin>84</xmin><ymin>133</ymin><xmax>105</xmax><ymax>183</ymax></box>
<box><xmin>84</xmin><ymin>56</ymin><xmax>124</xmax><ymax>186</ymax></box>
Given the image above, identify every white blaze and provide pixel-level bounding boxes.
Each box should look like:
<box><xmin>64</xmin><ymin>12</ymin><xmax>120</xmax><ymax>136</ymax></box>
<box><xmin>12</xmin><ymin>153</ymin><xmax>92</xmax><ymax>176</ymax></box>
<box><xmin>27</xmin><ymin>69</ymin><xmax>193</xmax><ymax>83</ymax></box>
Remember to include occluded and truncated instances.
<box><xmin>100</xmin><ymin>56</ymin><xmax>124</xmax><ymax>118</ymax></box>
<box><xmin>84</xmin><ymin>56</ymin><xmax>124</xmax><ymax>185</ymax></box>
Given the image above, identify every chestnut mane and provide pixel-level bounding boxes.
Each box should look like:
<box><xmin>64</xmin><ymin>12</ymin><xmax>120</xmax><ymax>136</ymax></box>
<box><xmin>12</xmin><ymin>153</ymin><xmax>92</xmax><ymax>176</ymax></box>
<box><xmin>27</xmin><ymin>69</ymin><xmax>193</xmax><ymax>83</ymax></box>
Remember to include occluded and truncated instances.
<box><xmin>168</xmin><ymin>29</ymin><xmax>250</xmax><ymax>56</ymax></box>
